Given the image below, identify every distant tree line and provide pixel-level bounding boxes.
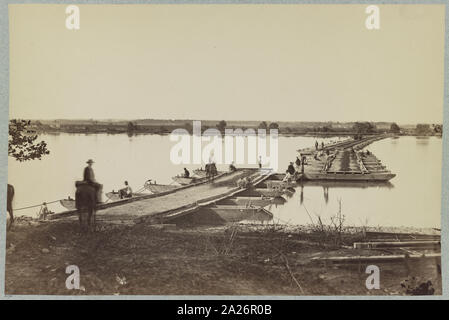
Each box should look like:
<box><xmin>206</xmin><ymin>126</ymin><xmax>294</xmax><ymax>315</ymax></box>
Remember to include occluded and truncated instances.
<box><xmin>415</xmin><ymin>123</ymin><xmax>443</xmax><ymax>136</ymax></box>
<box><xmin>390</xmin><ymin>123</ymin><xmax>400</xmax><ymax>133</ymax></box>
<box><xmin>215</xmin><ymin>120</ymin><xmax>280</xmax><ymax>133</ymax></box>
<box><xmin>24</xmin><ymin>119</ymin><xmax>442</xmax><ymax>137</ymax></box>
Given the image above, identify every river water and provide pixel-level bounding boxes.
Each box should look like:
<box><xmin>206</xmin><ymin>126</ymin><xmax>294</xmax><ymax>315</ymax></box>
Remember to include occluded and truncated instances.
<box><xmin>7</xmin><ymin>134</ymin><xmax>442</xmax><ymax>228</ymax></box>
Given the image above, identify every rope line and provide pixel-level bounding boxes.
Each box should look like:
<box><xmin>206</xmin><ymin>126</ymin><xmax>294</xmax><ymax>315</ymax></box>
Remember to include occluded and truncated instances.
<box><xmin>13</xmin><ymin>199</ymin><xmax>62</xmax><ymax>211</ymax></box>
<box><xmin>12</xmin><ymin>184</ymin><xmax>150</xmax><ymax>211</ymax></box>
<box><xmin>135</xmin><ymin>186</ymin><xmax>145</xmax><ymax>193</ymax></box>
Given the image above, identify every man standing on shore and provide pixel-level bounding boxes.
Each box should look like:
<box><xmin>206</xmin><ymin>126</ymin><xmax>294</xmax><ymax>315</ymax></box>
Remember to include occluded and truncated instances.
<box><xmin>83</xmin><ymin>159</ymin><xmax>103</xmax><ymax>203</ymax></box>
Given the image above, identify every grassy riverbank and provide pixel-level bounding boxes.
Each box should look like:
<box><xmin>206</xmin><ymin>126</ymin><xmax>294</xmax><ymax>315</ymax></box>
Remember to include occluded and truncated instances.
<box><xmin>5</xmin><ymin>218</ymin><xmax>441</xmax><ymax>296</ymax></box>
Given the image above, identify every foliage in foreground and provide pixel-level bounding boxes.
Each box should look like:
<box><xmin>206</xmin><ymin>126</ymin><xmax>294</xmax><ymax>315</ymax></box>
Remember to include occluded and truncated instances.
<box><xmin>9</xmin><ymin>119</ymin><xmax>50</xmax><ymax>162</ymax></box>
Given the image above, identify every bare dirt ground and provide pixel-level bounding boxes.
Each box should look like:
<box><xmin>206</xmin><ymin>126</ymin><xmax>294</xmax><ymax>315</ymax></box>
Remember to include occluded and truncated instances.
<box><xmin>5</xmin><ymin>219</ymin><xmax>441</xmax><ymax>296</ymax></box>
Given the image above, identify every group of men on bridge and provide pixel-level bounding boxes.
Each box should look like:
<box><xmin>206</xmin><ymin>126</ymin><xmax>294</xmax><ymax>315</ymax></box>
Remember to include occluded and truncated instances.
<box><xmin>282</xmin><ymin>154</ymin><xmax>306</xmax><ymax>182</ymax></box>
<box><xmin>315</xmin><ymin>140</ymin><xmax>325</xmax><ymax>151</ymax></box>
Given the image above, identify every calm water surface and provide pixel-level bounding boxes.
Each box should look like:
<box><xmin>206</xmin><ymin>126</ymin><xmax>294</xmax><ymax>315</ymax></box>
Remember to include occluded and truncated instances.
<box><xmin>8</xmin><ymin>134</ymin><xmax>442</xmax><ymax>228</ymax></box>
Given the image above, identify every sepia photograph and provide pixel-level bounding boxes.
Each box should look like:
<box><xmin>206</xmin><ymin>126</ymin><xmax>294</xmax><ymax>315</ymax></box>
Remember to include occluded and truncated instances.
<box><xmin>3</xmin><ymin>2</ymin><xmax>446</xmax><ymax>297</ymax></box>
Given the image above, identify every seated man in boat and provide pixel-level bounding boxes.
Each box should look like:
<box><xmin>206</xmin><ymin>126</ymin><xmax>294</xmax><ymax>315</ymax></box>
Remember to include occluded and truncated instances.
<box><xmin>183</xmin><ymin>168</ymin><xmax>190</xmax><ymax>178</ymax></box>
<box><xmin>283</xmin><ymin>170</ymin><xmax>293</xmax><ymax>182</ymax></box>
<box><xmin>229</xmin><ymin>161</ymin><xmax>237</xmax><ymax>172</ymax></box>
<box><xmin>83</xmin><ymin>159</ymin><xmax>103</xmax><ymax>203</ymax></box>
<box><xmin>119</xmin><ymin>181</ymin><xmax>133</xmax><ymax>199</ymax></box>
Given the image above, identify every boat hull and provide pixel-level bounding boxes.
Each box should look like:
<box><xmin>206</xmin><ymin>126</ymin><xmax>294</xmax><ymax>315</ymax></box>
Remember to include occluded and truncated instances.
<box><xmin>265</xmin><ymin>180</ymin><xmax>296</xmax><ymax>189</ymax></box>
<box><xmin>105</xmin><ymin>192</ymin><xmax>146</xmax><ymax>201</ymax></box>
<box><xmin>218</xmin><ymin>196</ymin><xmax>279</xmax><ymax>207</ymax></box>
<box><xmin>194</xmin><ymin>169</ymin><xmax>223</xmax><ymax>178</ymax></box>
<box><xmin>172</xmin><ymin>176</ymin><xmax>200</xmax><ymax>185</ymax></box>
<box><xmin>238</xmin><ymin>188</ymin><xmax>286</xmax><ymax>198</ymax></box>
<box><xmin>60</xmin><ymin>199</ymin><xmax>76</xmax><ymax>210</ymax></box>
<box><xmin>193</xmin><ymin>169</ymin><xmax>208</xmax><ymax>178</ymax></box>
<box><xmin>146</xmin><ymin>184</ymin><xmax>179</xmax><ymax>194</ymax></box>
<box><xmin>302</xmin><ymin>172</ymin><xmax>396</xmax><ymax>181</ymax></box>
<box><xmin>207</xmin><ymin>205</ymin><xmax>273</xmax><ymax>222</ymax></box>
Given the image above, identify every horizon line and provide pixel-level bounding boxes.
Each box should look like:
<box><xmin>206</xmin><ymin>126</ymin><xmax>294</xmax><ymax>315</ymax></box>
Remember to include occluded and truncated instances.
<box><xmin>7</xmin><ymin>117</ymin><xmax>442</xmax><ymax>126</ymax></box>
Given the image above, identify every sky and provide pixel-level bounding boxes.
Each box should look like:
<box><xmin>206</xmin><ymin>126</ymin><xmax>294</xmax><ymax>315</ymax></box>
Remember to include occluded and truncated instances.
<box><xmin>8</xmin><ymin>4</ymin><xmax>445</xmax><ymax>124</ymax></box>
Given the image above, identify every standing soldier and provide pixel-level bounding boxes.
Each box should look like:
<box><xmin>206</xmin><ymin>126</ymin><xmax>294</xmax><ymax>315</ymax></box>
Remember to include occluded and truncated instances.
<box><xmin>295</xmin><ymin>156</ymin><xmax>301</xmax><ymax>172</ymax></box>
<box><xmin>83</xmin><ymin>159</ymin><xmax>103</xmax><ymax>203</ymax></box>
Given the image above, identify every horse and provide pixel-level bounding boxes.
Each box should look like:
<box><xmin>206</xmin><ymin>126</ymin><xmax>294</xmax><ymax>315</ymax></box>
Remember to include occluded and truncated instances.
<box><xmin>75</xmin><ymin>182</ymin><xmax>97</xmax><ymax>233</ymax></box>
<box><xmin>205</xmin><ymin>163</ymin><xmax>217</xmax><ymax>181</ymax></box>
<box><xmin>7</xmin><ymin>184</ymin><xmax>14</xmax><ymax>230</ymax></box>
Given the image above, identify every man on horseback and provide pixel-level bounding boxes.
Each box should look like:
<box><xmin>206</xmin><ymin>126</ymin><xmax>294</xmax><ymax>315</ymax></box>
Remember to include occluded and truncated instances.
<box><xmin>83</xmin><ymin>159</ymin><xmax>103</xmax><ymax>203</ymax></box>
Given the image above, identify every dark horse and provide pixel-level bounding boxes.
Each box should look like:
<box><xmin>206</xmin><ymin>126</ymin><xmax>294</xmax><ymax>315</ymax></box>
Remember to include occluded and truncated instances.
<box><xmin>75</xmin><ymin>182</ymin><xmax>97</xmax><ymax>233</ymax></box>
<box><xmin>7</xmin><ymin>184</ymin><xmax>14</xmax><ymax>230</ymax></box>
<box><xmin>205</xmin><ymin>163</ymin><xmax>218</xmax><ymax>181</ymax></box>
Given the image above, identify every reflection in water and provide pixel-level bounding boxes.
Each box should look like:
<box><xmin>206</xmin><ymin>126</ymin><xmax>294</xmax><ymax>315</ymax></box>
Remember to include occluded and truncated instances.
<box><xmin>323</xmin><ymin>186</ymin><xmax>329</xmax><ymax>204</ymax></box>
<box><xmin>298</xmin><ymin>180</ymin><xmax>395</xmax><ymax>189</ymax></box>
<box><xmin>416</xmin><ymin>137</ymin><xmax>430</xmax><ymax>145</ymax></box>
<box><xmin>283</xmin><ymin>188</ymin><xmax>295</xmax><ymax>199</ymax></box>
<box><xmin>297</xmin><ymin>181</ymin><xmax>394</xmax><ymax>205</ymax></box>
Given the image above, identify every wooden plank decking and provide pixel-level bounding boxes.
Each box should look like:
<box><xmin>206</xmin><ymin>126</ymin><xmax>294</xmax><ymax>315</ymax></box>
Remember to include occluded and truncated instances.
<box><xmin>50</xmin><ymin>168</ymin><xmax>272</xmax><ymax>223</ymax></box>
<box><xmin>296</xmin><ymin>135</ymin><xmax>396</xmax><ymax>181</ymax></box>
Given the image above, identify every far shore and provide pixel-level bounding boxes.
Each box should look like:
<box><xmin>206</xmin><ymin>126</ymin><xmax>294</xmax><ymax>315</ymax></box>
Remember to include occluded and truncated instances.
<box><xmin>32</xmin><ymin>129</ymin><xmax>442</xmax><ymax>138</ymax></box>
<box><xmin>20</xmin><ymin>119</ymin><xmax>442</xmax><ymax>137</ymax></box>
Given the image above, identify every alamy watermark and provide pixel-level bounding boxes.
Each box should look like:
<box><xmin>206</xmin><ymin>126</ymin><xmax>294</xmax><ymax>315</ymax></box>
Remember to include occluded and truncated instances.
<box><xmin>169</xmin><ymin>121</ymin><xmax>279</xmax><ymax>173</ymax></box>
<box><xmin>365</xmin><ymin>265</ymin><xmax>380</xmax><ymax>290</ymax></box>
<box><xmin>65</xmin><ymin>5</ymin><xmax>378</xmax><ymax>31</ymax></box>
<box><xmin>65</xmin><ymin>265</ymin><xmax>80</xmax><ymax>290</ymax></box>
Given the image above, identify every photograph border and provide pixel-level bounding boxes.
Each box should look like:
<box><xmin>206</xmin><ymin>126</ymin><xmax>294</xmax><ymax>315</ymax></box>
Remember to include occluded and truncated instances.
<box><xmin>0</xmin><ymin>0</ymin><xmax>447</xmax><ymax>300</ymax></box>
